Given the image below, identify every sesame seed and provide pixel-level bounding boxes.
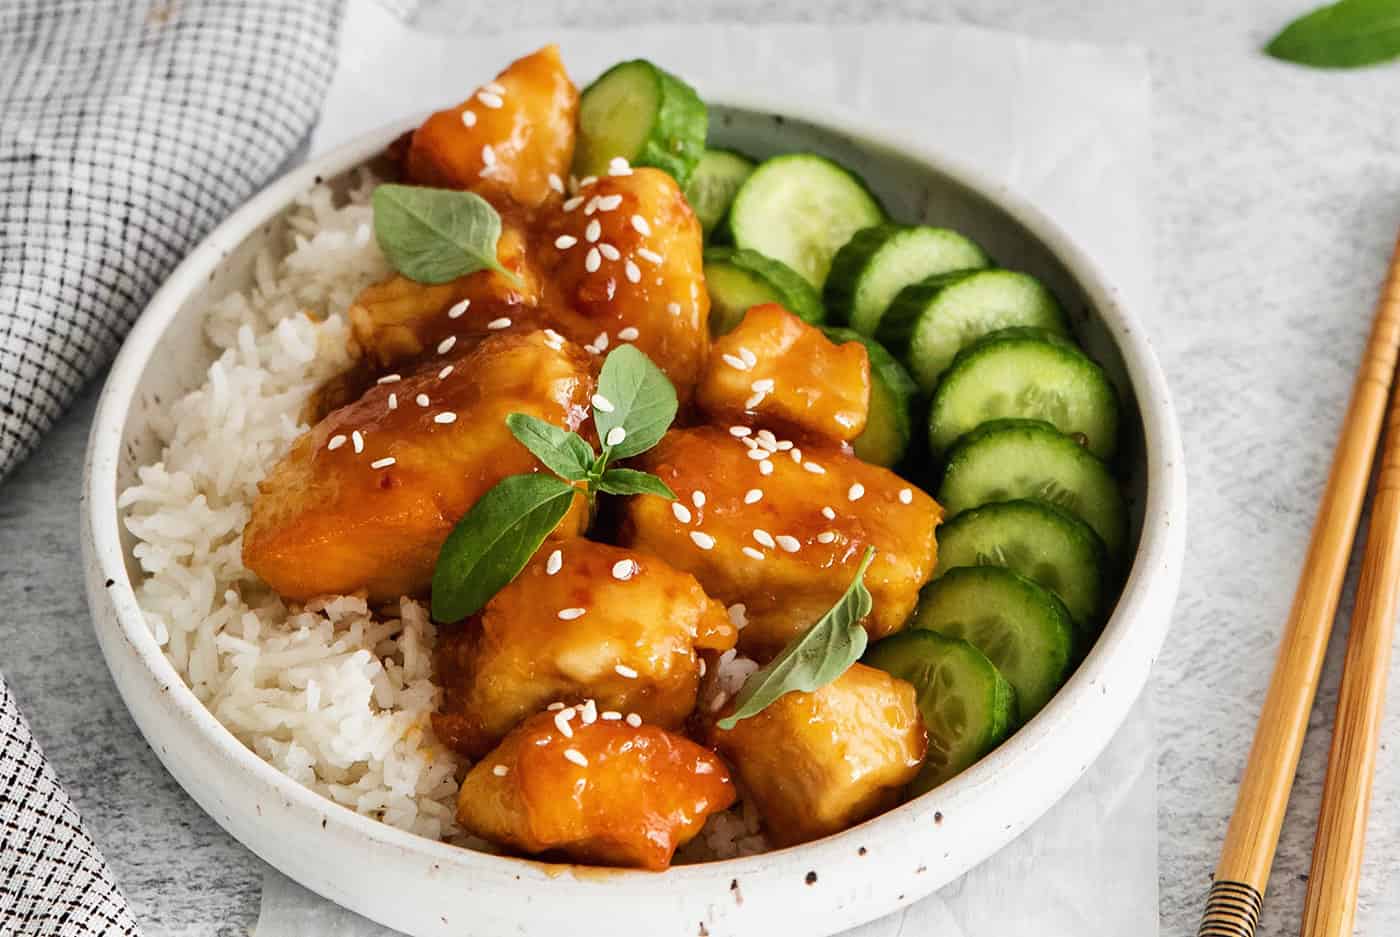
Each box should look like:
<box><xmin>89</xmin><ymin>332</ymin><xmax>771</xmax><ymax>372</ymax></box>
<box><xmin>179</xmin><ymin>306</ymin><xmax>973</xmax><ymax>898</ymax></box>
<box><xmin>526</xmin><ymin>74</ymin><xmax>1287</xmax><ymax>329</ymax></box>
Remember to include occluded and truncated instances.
<box><xmin>447</xmin><ymin>298</ymin><xmax>470</xmax><ymax>319</ymax></box>
<box><xmin>585</xmin><ymin>219</ymin><xmax>601</xmax><ymax>242</ymax></box>
<box><xmin>585</xmin><ymin>247</ymin><xmax>601</xmax><ymax>272</ymax></box>
<box><xmin>601</xmin><ymin>711</ymin><xmax>622</xmax><ymax>721</ymax></box>
<box><xmin>672</xmin><ymin>502</ymin><xmax>693</xmax><ymax>524</ymax></box>
<box><xmin>709</xmin><ymin>692</ymin><xmax>728</xmax><ymax>713</ymax></box>
<box><xmin>804</xmin><ymin>462</ymin><xmax>826</xmax><ymax>475</ymax></box>
<box><xmin>555</xmin><ymin>234</ymin><xmax>578</xmax><ymax>249</ymax></box>
<box><xmin>817</xmin><ymin>531</ymin><xmax>837</xmax><ymax>544</ymax></box>
<box><xmin>547</xmin><ymin>702</ymin><xmax>566</xmax><ymax>711</ymax></box>
<box><xmin>631</xmin><ymin>214</ymin><xmax>651</xmax><ymax>235</ymax></box>
<box><xmin>483</xmin><ymin>80</ymin><xmax>506</xmax><ymax>95</ymax></box>
<box><xmin>751</xmin><ymin>378</ymin><xmax>775</xmax><ymax>393</ymax></box>
<box><xmin>548</xmin><ymin>173</ymin><xmax>564</xmax><ymax>194</ymax></box>
<box><xmin>759</xmin><ymin>460</ymin><xmax>774</xmax><ymax>476</ymax></box>
<box><xmin>481</xmin><ymin>144</ymin><xmax>496</xmax><ymax>165</ymax></box>
<box><xmin>579</xmin><ymin>175</ymin><xmax>598</xmax><ymax>189</ymax></box>
<box><xmin>579</xmin><ymin>699</ymin><xmax>598</xmax><ymax>724</ymax></box>
<box><xmin>591</xmin><ymin>393</ymin><xmax>614</xmax><ymax>412</ymax></box>
<box><xmin>376</xmin><ymin>374</ymin><xmax>401</xmax><ymax>384</ymax></box>
<box><xmin>776</xmin><ymin>535</ymin><xmax>801</xmax><ymax>553</ymax></box>
<box><xmin>438</xmin><ymin>365</ymin><xmax>454</xmax><ymax>380</ymax></box>
<box><xmin>555</xmin><ymin>710</ymin><xmax>576</xmax><ymax>738</ymax></box>
<box><xmin>756</xmin><ymin>435</ymin><xmax>778</xmax><ymax>453</ymax></box>
<box><xmin>690</xmin><ymin>531</ymin><xmax>716</xmax><ymax>550</ymax></box>
<box><xmin>615</xmin><ymin>663</ymin><xmax>639</xmax><ymax>679</ymax></box>
<box><xmin>563</xmin><ymin>195</ymin><xmax>585</xmax><ymax>212</ymax></box>
<box><xmin>776</xmin><ymin>439</ymin><xmax>794</xmax><ymax>451</ymax></box>
<box><xmin>593</xmin><ymin>332</ymin><xmax>609</xmax><ymax>351</ymax></box>
<box><xmin>746</xmin><ymin>448</ymin><xmax>770</xmax><ymax>461</ymax></box>
<box><xmin>461</xmin><ymin>109</ymin><xmax>477</xmax><ymax>127</ymax></box>
<box><xmin>599</xmin><ymin>243</ymin><xmax>620</xmax><ymax>261</ymax></box>
<box><xmin>546</xmin><ymin>549</ymin><xmax>562</xmax><ymax>575</ymax></box>
<box><xmin>597</xmin><ymin>194</ymin><xmax>623</xmax><ymax>212</ymax></box>
<box><xmin>730</xmin><ymin>426</ymin><xmax>752</xmax><ymax>437</ymax></box>
<box><xmin>692</xmin><ymin>491</ymin><xmax>706</xmax><ymax>508</ymax></box>
<box><xmin>605</xmin><ymin>425</ymin><xmax>626</xmax><ymax>448</ymax></box>
<box><xmin>371</xmin><ymin>457</ymin><xmax>396</xmax><ymax>469</ymax></box>
<box><xmin>544</xmin><ymin>328</ymin><xmax>565</xmax><ymax>346</ymax></box>
<box><xmin>415</xmin><ymin>394</ymin><xmax>430</xmax><ymax>407</ymax></box>
<box><xmin>790</xmin><ymin>448</ymin><xmax>803</xmax><ymax>463</ymax></box>
<box><xmin>822</xmin><ymin>506</ymin><xmax>837</xmax><ymax>520</ymax></box>
<box><xmin>752</xmin><ymin>529</ymin><xmax>775</xmax><ymax>548</ymax></box>
<box><xmin>617</xmin><ymin>326</ymin><xmax>639</xmax><ymax>341</ymax></box>
<box><xmin>745</xmin><ymin>392</ymin><xmax>766</xmax><ymax>410</ymax></box>
<box><xmin>486</xmin><ymin>317</ymin><xmax>511</xmax><ymax>330</ymax></box>
<box><xmin>667</xmin><ymin>302</ymin><xmax>682</xmax><ymax>316</ymax></box>
<box><xmin>387</xmin><ymin>393</ymin><xmax>397</xmax><ymax>410</ymax></box>
<box><xmin>351</xmin><ymin>431</ymin><xmax>364</xmax><ymax>453</ymax></box>
<box><xmin>624</xmin><ymin>260</ymin><xmax>641</xmax><ymax>283</ymax></box>
<box><xmin>742</xmin><ymin>437</ymin><xmax>759</xmax><ymax>449</ymax></box>
<box><xmin>477</xmin><ymin>90</ymin><xmax>503</xmax><ymax>109</ymax></box>
<box><xmin>434</xmin><ymin>412</ymin><xmax>458</xmax><ymax>424</ymax></box>
<box><xmin>738</xmin><ymin>347</ymin><xmax>758</xmax><ymax>368</ymax></box>
<box><xmin>723</xmin><ymin>353</ymin><xmax>750</xmax><ymax>371</ymax></box>
<box><xmin>609</xmin><ymin>156</ymin><xmax>633</xmax><ymax>176</ymax></box>
<box><xmin>558</xmin><ymin>607</ymin><xmax>587</xmax><ymax>621</ymax></box>
<box><xmin>625</xmin><ymin>713</ymin><xmax>643</xmax><ymax>728</ymax></box>
<box><xmin>744</xmin><ymin>489</ymin><xmax>763</xmax><ymax>504</ymax></box>
<box><xmin>637</xmin><ymin>247</ymin><xmax>663</xmax><ymax>264</ymax></box>
<box><xmin>899</xmin><ymin>488</ymin><xmax>914</xmax><ymax>504</ymax></box>
<box><xmin>327</xmin><ymin>434</ymin><xmax>346</xmax><ymax>451</ymax></box>
<box><xmin>699</xmin><ymin>659</ymin><xmax>707</xmax><ymax>677</ymax></box>
<box><xmin>742</xmin><ymin>546</ymin><xmax>765</xmax><ymax>560</ymax></box>
<box><xmin>492</xmin><ymin>764</ymin><xmax>509</xmax><ymax>777</ymax></box>
<box><xmin>437</xmin><ymin>336</ymin><xmax>457</xmax><ymax>354</ymax></box>
<box><xmin>612</xmin><ymin>559</ymin><xmax>637</xmax><ymax>580</ymax></box>
<box><xmin>848</xmin><ymin>482</ymin><xmax>865</xmax><ymax>501</ymax></box>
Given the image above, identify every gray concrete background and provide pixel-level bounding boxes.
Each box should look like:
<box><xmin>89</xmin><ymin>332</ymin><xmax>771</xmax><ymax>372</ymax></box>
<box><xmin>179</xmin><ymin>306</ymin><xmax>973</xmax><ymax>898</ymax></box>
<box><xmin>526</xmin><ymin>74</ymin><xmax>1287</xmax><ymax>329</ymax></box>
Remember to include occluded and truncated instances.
<box><xmin>4</xmin><ymin>1</ymin><xmax>1400</xmax><ymax>934</ymax></box>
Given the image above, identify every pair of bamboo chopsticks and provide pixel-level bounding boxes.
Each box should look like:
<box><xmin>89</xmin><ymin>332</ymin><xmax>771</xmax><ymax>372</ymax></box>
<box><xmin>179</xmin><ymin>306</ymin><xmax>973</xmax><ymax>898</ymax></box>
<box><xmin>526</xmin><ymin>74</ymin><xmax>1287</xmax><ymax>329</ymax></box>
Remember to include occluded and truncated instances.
<box><xmin>1198</xmin><ymin>231</ymin><xmax>1400</xmax><ymax>937</ymax></box>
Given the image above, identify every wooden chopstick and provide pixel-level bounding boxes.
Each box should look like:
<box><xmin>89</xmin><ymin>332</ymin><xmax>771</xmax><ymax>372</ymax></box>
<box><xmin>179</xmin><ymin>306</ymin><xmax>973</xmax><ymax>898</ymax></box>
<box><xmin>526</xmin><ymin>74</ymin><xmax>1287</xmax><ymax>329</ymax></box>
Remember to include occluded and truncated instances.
<box><xmin>1300</xmin><ymin>289</ymin><xmax>1400</xmax><ymax>935</ymax></box>
<box><xmin>1199</xmin><ymin>230</ymin><xmax>1400</xmax><ymax>937</ymax></box>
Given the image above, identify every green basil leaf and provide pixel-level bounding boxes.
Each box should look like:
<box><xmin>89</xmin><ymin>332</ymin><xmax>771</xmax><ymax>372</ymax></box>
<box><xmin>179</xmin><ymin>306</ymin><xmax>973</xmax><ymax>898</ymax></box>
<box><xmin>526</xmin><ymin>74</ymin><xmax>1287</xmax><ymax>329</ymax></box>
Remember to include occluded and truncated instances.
<box><xmin>596</xmin><ymin>467</ymin><xmax>677</xmax><ymax>499</ymax></box>
<box><xmin>373</xmin><ymin>184</ymin><xmax>520</xmax><ymax>285</ymax></box>
<box><xmin>505</xmin><ymin>413</ymin><xmax>595</xmax><ymax>482</ymax></box>
<box><xmin>717</xmin><ymin>547</ymin><xmax>877</xmax><ymax>730</ymax></box>
<box><xmin>430</xmin><ymin>473</ymin><xmax>577</xmax><ymax>622</ymax></box>
<box><xmin>594</xmin><ymin>345</ymin><xmax>679</xmax><ymax>460</ymax></box>
<box><xmin>1266</xmin><ymin>0</ymin><xmax>1400</xmax><ymax>68</ymax></box>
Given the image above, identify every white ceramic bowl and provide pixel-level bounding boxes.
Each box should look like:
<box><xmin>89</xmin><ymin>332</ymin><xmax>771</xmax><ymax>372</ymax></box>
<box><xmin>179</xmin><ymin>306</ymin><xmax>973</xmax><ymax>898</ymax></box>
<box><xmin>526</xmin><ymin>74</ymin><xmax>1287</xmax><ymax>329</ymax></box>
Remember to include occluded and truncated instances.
<box><xmin>83</xmin><ymin>99</ymin><xmax>1186</xmax><ymax>937</ymax></box>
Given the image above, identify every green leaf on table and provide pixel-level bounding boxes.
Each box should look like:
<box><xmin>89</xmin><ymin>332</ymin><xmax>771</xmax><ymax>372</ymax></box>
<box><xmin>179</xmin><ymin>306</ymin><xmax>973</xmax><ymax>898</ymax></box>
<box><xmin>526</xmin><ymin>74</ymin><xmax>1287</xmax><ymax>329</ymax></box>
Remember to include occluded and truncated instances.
<box><xmin>596</xmin><ymin>467</ymin><xmax>677</xmax><ymax>499</ymax></box>
<box><xmin>505</xmin><ymin>413</ymin><xmax>595</xmax><ymax>482</ymax></box>
<box><xmin>1266</xmin><ymin>0</ymin><xmax>1400</xmax><ymax>68</ymax></box>
<box><xmin>593</xmin><ymin>345</ymin><xmax>679</xmax><ymax>460</ymax></box>
<box><xmin>373</xmin><ymin>183</ymin><xmax>522</xmax><ymax>286</ymax></box>
<box><xmin>716</xmin><ymin>547</ymin><xmax>877</xmax><ymax>730</ymax></box>
<box><xmin>430</xmin><ymin>473</ymin><xmax>577</xmax><ymax>622</ymax></box>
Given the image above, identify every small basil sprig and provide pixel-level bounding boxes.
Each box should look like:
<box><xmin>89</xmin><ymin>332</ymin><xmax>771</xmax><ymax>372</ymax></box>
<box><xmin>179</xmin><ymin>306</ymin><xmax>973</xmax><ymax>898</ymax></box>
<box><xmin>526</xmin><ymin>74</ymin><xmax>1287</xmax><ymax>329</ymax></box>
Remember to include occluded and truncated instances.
<box><xmin>1266</xmin><ymin>0</ymin><xmax>1400</xmax><ymax>68</ymax></box>
<box><xmin>430</xmin><ymin>345</ymin><xmax>678</xmax><ymax>622</ymax></box>
<box><xmin>717</xmin><ymin>547</ymin><xmax>877</xmax><ymax>730</ymax></box>
<box><xmin>373</xmin><ymin>184</ymin><xmax>524</xmax><ymax>288</ymax></box>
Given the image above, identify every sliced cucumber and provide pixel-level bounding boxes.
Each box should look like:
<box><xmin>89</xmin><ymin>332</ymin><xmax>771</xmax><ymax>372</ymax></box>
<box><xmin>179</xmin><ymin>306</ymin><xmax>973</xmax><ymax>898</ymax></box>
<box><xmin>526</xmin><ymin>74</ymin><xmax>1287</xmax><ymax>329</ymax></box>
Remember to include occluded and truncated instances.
<box><xmin>934</xmin><ymin>499</ymin><xmax>1107</xmax><ymax>629</ymax></box>
<box><xmin>725</xmin><ymin>154</ymin><xmax>885</xmax><ymax>289</ymax></box>
<box><xmin>822</xmin><ymin>327</ymin><xmax>916</xmax><ymax>467</ymax></box>
<box><xmin>574</xmin><ymin>60</ymin><xmax>707</xmax><ymax>185</ymax></box>
<box><xmin>939</xmin><ymin>419</ymin><xmax>1128</xmax><ymax>557</ymax></box>
<box><xmin>927</xmin><ymin>327</ymin><xmax>1120</xmax><ymax>460</ymax></box>
<box><xmin>824</xmin><ymin>224</ymin><xmax>989</xmax><ymax>337</ymax></box>
<box><xmin>864</xmin><ymin>630</ymin><xmax>1015</xmax><ymax>795</ymax></box>
<box><xmin>912</xmin><ymin>566</ymin><xmax>1074</xmax><ymax>721</ymax></box>
<box><xmin>703</xmin><ymin>247</ymin><xmax>825</xmax><ymax>334</ymax></box>
<box><xmin>684</xmin><ymin>148</ymin><xmax>755</xmax><ymax>238</ymax></box>
<box><xmin>880</xmin><ymin>270</ymin><xmax>1069</xmax><ymax>393</ymax></box>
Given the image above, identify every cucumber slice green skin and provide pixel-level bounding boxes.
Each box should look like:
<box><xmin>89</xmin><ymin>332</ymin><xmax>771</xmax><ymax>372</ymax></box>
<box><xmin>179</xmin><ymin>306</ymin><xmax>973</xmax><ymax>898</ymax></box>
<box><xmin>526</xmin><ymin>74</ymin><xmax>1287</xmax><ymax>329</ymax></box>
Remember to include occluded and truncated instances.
<box><xmin>725</xmin><ymin>153</ymin><xmax>886</xmax><ymax>289</ymax></box>
<box><xmin>574</xmin><ymin>60</ymin><xmax>708</xmax><ymax>186</ymax></box>
<box><xmin>933</xmin><ymin>498</ymin><xmax>1108</xmax><ymax>631</ymax></box>
<box><xmin>928</xmin><ymin>327</ymin><xmax>1121</xmax><ymax>460</ymax></box>
<box><xmin>880</xmin><ymin>270</ymin><xmax>1069</xmax><ymax>393</ymax></box>
<box><xmin>822</xmin><ymin>327</ymin><xmax>916</xmax><ymax>467</ymax></box>
<box><xmin>824</xmin><ymin>224</ymin><xmax>990</xmax><ymax>337</ymax></box>
<box><xmin>912</xmin><ymin>566</ymin><xmax>1074</xmax><ymax>722</ymax></box>
<box><xmin>684</xmin><ymin>148</ymin><xmax>755</xmax><ymax>239</ymax></box>
<box><xmin>863</xmin><ymin>629</ymin><xmax>1015</xmax><ymax>795</ymax></box>
<box><xmin>703</xmin><ymin>247</ymin><xmax>825</xmax><ymax>334</ymax></box>
<box><xmin>939</xmin><ymin>419</ymin><xmax>1128</xmax><ymax>557</ymax></box>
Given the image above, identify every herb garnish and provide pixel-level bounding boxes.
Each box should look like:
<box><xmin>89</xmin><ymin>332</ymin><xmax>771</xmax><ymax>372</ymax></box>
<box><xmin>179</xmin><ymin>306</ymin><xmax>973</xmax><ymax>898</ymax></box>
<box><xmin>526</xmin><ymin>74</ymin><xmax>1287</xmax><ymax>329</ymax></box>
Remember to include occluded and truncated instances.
<box><xmin>430</xmin><ymin>345</ymin><xmax>678</xmax><ymax>622</ymax></box>
<box><xmin>1266</xmin><ymin>0</ymin><xmax>1400</xmax><ymax>68</ymax></box>
<box><xmin>716</xmin><ymin>547</ymin><xmax>877</xmax><ymax>730</ymax></box>
<box><xmin>373</xmin><ymin>184</ymin><xmax>524</xmax><ymax>288</ymax></box>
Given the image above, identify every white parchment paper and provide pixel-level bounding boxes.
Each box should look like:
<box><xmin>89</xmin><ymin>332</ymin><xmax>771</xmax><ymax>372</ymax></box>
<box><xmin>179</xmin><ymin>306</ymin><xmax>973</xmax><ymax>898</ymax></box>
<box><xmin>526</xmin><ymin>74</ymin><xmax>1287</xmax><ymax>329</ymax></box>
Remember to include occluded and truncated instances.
<box><xmin>257</xmin><ymin>5</ymin><xmax>1158</xmax><ymax>934</ymax></box>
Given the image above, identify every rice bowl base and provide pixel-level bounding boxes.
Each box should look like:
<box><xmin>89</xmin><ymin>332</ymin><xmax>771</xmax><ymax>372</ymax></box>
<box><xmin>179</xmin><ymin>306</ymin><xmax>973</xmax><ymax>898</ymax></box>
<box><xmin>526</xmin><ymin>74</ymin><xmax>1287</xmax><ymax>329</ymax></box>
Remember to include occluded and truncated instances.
<box><xmin>83</xmin><ymin>101</ymin><xmax>1185</xmax><ymax>937</ymax></box>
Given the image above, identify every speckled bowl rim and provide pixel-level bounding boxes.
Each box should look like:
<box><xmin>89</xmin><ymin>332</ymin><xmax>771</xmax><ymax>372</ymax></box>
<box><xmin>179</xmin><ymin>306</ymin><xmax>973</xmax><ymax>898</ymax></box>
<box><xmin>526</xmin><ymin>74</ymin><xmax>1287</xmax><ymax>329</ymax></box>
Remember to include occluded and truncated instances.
<box><xmin>83</xmin><ymin>95</ymin><xmax>1186</xmax><ymax>937</ymax></box>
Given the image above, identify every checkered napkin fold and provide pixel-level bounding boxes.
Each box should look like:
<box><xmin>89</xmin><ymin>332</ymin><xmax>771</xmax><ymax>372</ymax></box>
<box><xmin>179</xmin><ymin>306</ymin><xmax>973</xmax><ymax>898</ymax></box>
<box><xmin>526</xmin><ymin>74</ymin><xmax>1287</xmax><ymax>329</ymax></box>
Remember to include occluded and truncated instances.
<box><xmin>0</xmin><ymin>1</ymin><xmax>343</xmax><ymax>933</ymax></box>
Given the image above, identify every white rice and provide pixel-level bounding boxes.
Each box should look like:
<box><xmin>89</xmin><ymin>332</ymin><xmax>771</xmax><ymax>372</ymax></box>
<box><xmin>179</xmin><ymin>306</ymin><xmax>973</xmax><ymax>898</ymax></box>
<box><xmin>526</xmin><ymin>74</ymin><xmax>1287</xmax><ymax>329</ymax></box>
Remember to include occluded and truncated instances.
<box><xmin>119</xmin><ymin>171</ymin><xmax>766</xmax><ymax>859</ymax></box>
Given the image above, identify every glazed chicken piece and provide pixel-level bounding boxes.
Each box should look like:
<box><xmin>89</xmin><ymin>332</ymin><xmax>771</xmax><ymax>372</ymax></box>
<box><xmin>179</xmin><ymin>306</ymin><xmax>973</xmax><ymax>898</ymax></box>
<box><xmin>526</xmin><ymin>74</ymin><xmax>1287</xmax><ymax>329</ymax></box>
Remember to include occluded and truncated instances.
<box><xmin>433</xmin><ymin>538</ymin><xmax>736</xmax><ymax>758</ymax></box>
<box><xmin>243</xmin><ymin>331</ymin><xmax>594</xmax><ymax>602</ymax></box>
<box><xmin>697</xmin><ymin>303</ymin><xmax>870</xmax><ymax>444</ymax></box>
<box><xmin>706</xmin><ymin>664</ymin><xmax>926</xmax><ymax>847</ymax></box>
<box><xmin>404</xmin><ymin>45</ymin><xmax>578</xmax><ymax>208</ymax></box>
<box><xmin>457</xmin><ymin>709</ymin><xmax>736</xmax><ymax>870</ymax></box>
<box><xmin>535</xmin><ymin>168</ymin><xmax>710</xmax><ymax>400</ymax></box>
<box><xmin>618</xmin><ymin>426</ymin><xmax>942</xmax><ymax>659</ymax></box>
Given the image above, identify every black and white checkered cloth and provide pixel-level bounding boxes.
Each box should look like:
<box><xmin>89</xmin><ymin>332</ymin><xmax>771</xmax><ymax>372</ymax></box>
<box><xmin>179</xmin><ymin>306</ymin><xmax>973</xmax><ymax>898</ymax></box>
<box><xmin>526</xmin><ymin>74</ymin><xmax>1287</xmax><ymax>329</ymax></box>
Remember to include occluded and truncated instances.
<box><xmin>0</xmin><ymin>2</ymin><xmax>344</xmax><ymax>933</ymax></box>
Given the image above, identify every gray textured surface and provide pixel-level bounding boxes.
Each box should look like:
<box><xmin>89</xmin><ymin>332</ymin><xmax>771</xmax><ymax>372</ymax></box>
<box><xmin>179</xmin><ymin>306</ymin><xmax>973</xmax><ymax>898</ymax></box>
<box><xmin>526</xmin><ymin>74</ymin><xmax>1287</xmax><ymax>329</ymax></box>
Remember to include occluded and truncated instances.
<box><xmin>3</xmin><ymin>1</ymin><xmax>1400</xmax><ymax>934</ymax></box>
